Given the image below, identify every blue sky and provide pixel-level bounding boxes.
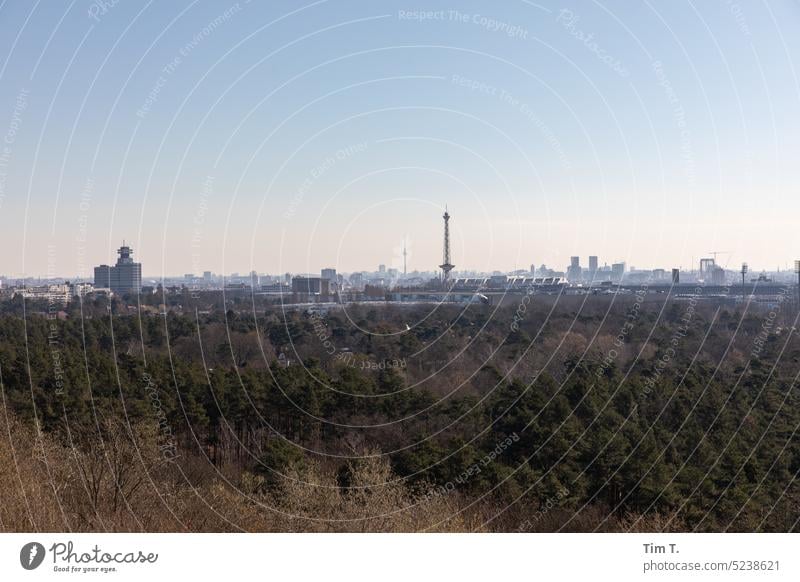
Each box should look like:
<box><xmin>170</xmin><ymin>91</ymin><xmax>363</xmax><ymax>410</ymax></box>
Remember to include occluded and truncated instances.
<box><xmin>0</xmin><ymin>0</ymin><xmax>798</xmax><ymax>277</ymax></box>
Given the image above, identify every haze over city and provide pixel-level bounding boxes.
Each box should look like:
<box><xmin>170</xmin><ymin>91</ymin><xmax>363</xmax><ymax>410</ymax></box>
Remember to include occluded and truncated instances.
<box><xmin>1</xmin><ymin>1</ymin><xmax>799</xmax><ymax>278</ymax></box>
<box><xmin>5</xmin><ymin>1</ymin><xmax>800</xmax><ymax>570</ymax></box>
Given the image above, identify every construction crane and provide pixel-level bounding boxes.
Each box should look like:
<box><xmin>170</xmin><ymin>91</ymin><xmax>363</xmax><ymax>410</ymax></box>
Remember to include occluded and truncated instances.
<box><xmin>708</xmin><ymin>251</ymin><xmax>730</xmax><ymax>263</ymax></box>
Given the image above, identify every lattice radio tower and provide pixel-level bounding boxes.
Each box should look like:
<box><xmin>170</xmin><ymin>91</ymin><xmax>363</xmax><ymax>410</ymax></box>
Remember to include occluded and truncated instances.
<box><xmin>403</xmin><ymin>236</ymin><xmax>407</xmax><ymax>277</ymax></box>
<box><xmin>439</xmin><ymin>206</ymin><xmax>455</xmax><ymax>283</ymax></box>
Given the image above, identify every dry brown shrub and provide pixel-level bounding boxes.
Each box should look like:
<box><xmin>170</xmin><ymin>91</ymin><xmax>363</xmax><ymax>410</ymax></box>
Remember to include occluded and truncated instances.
<box><xmin>0</xmin><ymin>414</ymin><xmax>70</xmax><ymax>531</ymax></box>
<box><xmin>1</xmin><ymin>415</ymin><xmax>483</xmax><ymax>532</ymax></box>
<box><xmin>198</xmin><ymin>454</ymin><xmax>482</xmax><ymax>532</ymax></box>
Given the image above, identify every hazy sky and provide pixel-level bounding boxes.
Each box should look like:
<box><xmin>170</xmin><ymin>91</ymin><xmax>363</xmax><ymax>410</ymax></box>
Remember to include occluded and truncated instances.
<box><xmin>1</xmin><ymin>0</ymin><xmax>798</xmax><ymax>278</ymax></box>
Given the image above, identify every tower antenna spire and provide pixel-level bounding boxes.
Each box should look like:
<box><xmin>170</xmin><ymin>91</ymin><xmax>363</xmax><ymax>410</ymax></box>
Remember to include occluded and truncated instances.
<box><xmin>438</xmin><ymin>206</ymin><xmax>454</xmax><ymax>284</ymax></box>
<box><xmin>403</xmin><ymin>235</ymin><xmax>407</xmax><ymax>277</ymax></box>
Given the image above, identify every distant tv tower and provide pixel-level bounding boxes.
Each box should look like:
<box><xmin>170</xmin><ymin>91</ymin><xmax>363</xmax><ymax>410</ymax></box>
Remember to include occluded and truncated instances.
<box><xmin>403</xmin><ymin>236</ymin><xmax>407</xmax><ymax>277</ymax></box>
<box><xmin>439</xmin><ymin>206</ymin><xmax>454</xmax><ymax>283</ymax></box>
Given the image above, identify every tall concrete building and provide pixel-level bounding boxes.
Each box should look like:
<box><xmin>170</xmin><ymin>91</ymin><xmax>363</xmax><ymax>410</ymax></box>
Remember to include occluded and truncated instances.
<box><xmin>321</xmin><ymin>268</ymin><xmax>337</xmax><ymax>281</ymax></box>
<box><xmin>567</xmin><ymin>256</ymin><xmax>582</xmax><ymax>283</ymax></box>
<box><xmin>94</xmin><ymin>265</ymin><xmax>111</xmax><ymax>289</ymax></box>
<box><xmin>611</xmin><ymin>262</ymin><xmax>625</xmax><ymax>283</ymax></box>
<box><xmin>94</xmin><ymin>243</ymin><xmax>142</xmax><ymax>294</ymax></box>
<box><xmin>588</xmin><ymin>256</ymin><xmax>598</xmax><ymax>282</ymax></box>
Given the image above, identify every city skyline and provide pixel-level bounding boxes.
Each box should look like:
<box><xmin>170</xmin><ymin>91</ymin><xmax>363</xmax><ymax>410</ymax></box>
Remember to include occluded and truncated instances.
<box><xmin>2</xmin><ymin>206</ymin><xmax>798</xmax><ymax>280</ymax></box>
<box><xmin>4</xmin><ymin>239</ymin><xmax>797</xmax><ymax>282</ymax></box>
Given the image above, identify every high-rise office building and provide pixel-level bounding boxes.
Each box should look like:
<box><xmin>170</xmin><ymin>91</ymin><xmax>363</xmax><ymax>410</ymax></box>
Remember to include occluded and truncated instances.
<box><xmin>321</xmin><ymin>268</ymin><xmax>337</xmax><ymax>281</ymax></box>
<box><xmin>588</xmin><ymin>256</ymin><xmax>598</xmax><ymax>282</ymax></box>
<box><xmin>94</xmin><ymin>265</ymin><xmax>111</xmax><ymax>289</ymax></box>
<box><xmin>94</xmin><ymin>243</ymin><xmax>142</xmax><ymax>294</ymax></box>
<box><xmin>567</xmin><ymin>256</ymin><xmax>582</xmax><ymax>283</ymax></box>
<box><xmin>611</xmin><ymin>262</ymin><xmax>625</xmax><ymax>282</ymax></box>
<box><xmin>113</xmin><ymin>244</ymin><xmax>142</xmax><ymax>293</ymax></box>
